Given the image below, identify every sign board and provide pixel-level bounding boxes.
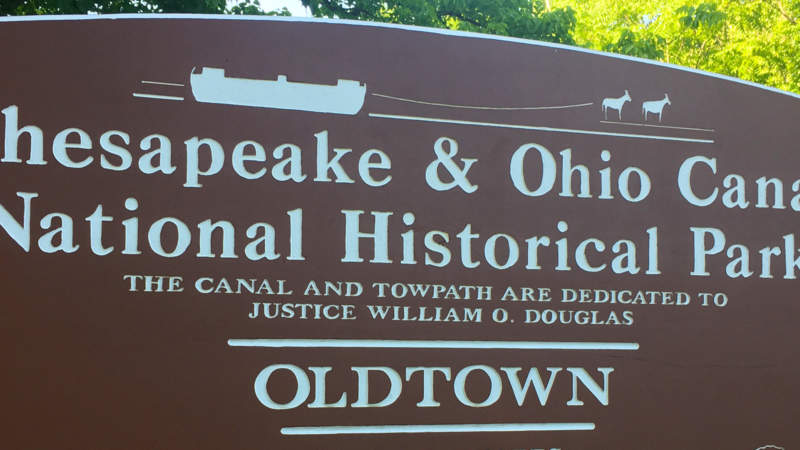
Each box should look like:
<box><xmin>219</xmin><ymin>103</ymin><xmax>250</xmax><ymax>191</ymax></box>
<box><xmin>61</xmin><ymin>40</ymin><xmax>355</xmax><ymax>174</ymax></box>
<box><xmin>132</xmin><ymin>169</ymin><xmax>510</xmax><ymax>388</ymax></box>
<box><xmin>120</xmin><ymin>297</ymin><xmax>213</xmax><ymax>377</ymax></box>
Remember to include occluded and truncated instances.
<box><xmin>1</xmin><ymin>16</ymin><xmax>798</xmax><ymax>450</ymax></box>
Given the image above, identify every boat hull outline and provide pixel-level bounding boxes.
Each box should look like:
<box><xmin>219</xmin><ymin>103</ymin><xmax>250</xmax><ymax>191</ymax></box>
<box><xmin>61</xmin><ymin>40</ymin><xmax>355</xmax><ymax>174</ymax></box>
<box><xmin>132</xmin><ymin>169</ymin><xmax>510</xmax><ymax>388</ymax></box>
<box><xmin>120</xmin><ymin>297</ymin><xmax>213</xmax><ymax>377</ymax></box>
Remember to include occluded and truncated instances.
<box><xmin>190</xmin><ymin>67</ymin><xmax>366</xmax><ymax>115</ymax></box>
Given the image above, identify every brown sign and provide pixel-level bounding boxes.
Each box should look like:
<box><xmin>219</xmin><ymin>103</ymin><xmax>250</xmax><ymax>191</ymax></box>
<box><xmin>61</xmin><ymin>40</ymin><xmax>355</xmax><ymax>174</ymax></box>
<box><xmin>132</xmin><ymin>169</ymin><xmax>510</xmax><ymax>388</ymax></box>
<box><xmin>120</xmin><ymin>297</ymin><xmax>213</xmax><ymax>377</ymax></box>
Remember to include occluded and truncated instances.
<box><xmin>1</xmin><ymin>16</ymin><xmax>797</xmax><ymax>450</ymax></box>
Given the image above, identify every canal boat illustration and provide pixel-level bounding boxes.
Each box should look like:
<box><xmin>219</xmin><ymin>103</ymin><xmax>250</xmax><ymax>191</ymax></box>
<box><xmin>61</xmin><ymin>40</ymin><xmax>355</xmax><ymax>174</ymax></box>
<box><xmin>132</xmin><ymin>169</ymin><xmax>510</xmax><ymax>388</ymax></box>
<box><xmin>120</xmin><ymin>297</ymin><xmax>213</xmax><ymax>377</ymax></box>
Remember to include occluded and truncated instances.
<box><xmin>189</xmin><ymin>67</ymin><xmax>366</xmax><ymax>115</ymax></box>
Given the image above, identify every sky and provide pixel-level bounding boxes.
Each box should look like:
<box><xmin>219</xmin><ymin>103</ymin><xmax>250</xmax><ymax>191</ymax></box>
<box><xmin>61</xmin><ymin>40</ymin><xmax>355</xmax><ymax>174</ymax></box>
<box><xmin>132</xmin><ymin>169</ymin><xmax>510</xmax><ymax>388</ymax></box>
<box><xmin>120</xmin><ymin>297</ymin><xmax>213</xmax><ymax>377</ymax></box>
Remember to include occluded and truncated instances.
<box><xmin>260</xmin><ymin>0</ymin><xmax>310</xmax><ymax>16</ymax></box>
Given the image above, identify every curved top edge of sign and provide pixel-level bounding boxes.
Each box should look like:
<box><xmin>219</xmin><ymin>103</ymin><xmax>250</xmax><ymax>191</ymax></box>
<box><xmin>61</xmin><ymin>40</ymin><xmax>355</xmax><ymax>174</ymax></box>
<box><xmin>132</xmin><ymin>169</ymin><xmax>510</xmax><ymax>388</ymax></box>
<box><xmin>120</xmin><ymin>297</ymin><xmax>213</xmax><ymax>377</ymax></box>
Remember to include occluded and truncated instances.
<box><xmin>3</xmin><ymin>13</ymin><xmax>799</xmax><ymax>101</ymax></box>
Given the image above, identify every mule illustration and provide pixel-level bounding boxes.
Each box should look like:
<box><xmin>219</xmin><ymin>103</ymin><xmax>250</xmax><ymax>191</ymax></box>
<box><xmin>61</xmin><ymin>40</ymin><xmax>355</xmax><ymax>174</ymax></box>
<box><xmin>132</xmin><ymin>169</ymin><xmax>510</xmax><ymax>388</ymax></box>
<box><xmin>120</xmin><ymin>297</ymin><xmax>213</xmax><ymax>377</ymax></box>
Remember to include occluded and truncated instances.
<box><xmin>642</xmin><ymin>93</ymin><xmax>671</xmax><ymax>121</ymax></box>
<box><xmin>602</xmin><ymin>90</ymin><xmax>631</xmax><ymax>120</ymax></box>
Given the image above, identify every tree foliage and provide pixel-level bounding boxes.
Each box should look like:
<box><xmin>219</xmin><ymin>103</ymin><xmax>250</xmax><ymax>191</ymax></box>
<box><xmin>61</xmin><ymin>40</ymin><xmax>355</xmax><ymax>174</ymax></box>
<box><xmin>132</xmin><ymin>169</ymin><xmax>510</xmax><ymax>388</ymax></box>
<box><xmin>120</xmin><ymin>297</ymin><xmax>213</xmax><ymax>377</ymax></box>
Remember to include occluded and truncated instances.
<box><xmin>0</xmin><ymin>0</ymin><xmax>291</xmax><ymax>15</ymax></box>
<box><xmin>553</xmin><ymin>0</ymin><xmax>800</xmax><ymax>93</ymax></box>
<box><xmin>3</xmin><ymin>0</ymin><xmax>799</xmax><ymax>93</ymax></box>
<box><xmin>300</xmin><ymin>0</ymin><xmax>577</xmax><ymax>44</ymax></box>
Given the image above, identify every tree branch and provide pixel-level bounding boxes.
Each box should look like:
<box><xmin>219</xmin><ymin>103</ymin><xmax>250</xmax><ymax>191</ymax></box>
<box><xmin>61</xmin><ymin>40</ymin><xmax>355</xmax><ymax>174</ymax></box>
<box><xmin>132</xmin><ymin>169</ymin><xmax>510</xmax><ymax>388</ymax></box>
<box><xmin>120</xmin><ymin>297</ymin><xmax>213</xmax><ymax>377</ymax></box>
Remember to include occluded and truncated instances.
<box><xmin>437</xmin><ymin>9</ymin><xmax>484</xmax><ymax>27</ymax></box>
<box><xmin>767</xmin><ymin>0</ymin><xmax>797</xmax><ymax>25</ymax></box>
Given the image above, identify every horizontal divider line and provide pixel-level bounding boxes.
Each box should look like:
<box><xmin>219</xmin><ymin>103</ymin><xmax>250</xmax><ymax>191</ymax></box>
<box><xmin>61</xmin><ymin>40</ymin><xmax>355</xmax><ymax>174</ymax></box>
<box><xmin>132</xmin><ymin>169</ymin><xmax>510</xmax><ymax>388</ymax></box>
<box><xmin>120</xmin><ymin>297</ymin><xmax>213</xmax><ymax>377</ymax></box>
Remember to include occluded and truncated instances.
<box><xmin>141</xmin><ymin>80</ymin><xmax>185</xmax><ymax>87</ymax></box>
<box><xmin>227</xmin><ymin>338</ymin><xmax>639</xmax><ymax>351</ymax></box>
<box><xmin>369</xmin><ymin>112</ymin><xmax>714</xmax><ymax>144</ymax></box>
<box><xmin>132</xmin><ymin>92</ymin><xmax>184</xmax><ymax>101</ymax></box>
<box><xmin>281</xmin><ymin>422</ymin><xmax>596</xmax><ymax>435</ymax></box>
<box><xmin>599</xmin><ymin>120</ymin><xmax>715</xmax><ymax>132</ymax></box>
